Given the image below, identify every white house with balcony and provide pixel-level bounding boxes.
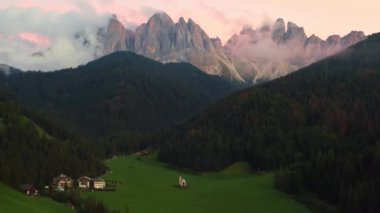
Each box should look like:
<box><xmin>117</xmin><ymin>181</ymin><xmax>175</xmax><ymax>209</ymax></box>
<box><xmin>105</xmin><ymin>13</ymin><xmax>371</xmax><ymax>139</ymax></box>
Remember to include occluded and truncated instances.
<box><xmin>93</xmin><ymin>178</ymin><xmax>106</xmax><ymax>189</ymax></box>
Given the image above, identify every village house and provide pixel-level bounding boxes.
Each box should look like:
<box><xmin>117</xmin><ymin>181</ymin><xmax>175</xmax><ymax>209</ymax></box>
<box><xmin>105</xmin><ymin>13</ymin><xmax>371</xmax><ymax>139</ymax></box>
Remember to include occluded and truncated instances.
<box><xmin>77</xmin><ymin>176</ymin><xmax>91</xmax><ymax>189</ymax></box>
<box><xmin>20</xmin><ymin>184</ymin><xmax>38</xmax><ymax>196</ymax></box>
<box><xmin>52</xmin><ymin>174</ymin><xmax>73</xmax><ymax>191</ymax></box>
<box><xmin>93</xmin><ymin>178</ymin><xmax>106</xmax><ymax>189</ymax></box>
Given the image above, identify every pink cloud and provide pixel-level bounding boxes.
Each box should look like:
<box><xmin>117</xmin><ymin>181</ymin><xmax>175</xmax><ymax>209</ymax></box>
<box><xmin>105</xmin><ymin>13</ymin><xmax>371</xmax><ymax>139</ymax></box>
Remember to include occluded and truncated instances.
<box><xmin>18</xmin><ymin>32</ymin><xmax>50</xmax><ymax>48</ymax></box>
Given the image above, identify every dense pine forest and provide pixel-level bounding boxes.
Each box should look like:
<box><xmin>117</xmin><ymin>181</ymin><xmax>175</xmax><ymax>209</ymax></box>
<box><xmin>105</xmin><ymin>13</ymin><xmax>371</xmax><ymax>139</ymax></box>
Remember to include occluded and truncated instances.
<box><xmin>0</xmin><ymin>91</ymin><xmax>106</xmax><ymax>189</ymax></box>
<box><xmin>158</xmin><ymin>34</ymin><xmax>380</xmax><ymax>212</ymax></box>
<box><xmin>0</xmin><ymin>52</ymin><xmax>242</xmax><ymax>156</ymax></box>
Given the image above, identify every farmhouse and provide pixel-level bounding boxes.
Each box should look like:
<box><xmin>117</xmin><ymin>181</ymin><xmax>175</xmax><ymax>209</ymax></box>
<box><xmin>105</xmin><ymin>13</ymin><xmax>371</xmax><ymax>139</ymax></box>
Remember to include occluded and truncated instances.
<box><xmin>20</xmin><ymin>184</ymin><xmax>38</xmax><ymax>196</ymax></box>
<box><xmin>52</xmin><ymin>174</ymin><xmax>73</xmax><ymax>191</ymax></box>
<box><xmin>77</xmin><ymin>176</ymin><xmax>91</xmax><ymax>189</ymax></box>
<box><xmin>93</xmin><ymin>178</ymin><xmax>106</xmax><ymax>189</ymax></box>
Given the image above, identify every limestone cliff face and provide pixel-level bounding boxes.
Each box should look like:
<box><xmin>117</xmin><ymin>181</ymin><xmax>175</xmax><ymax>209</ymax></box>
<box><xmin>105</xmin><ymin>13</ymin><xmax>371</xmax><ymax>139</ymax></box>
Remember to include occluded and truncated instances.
<box><xmin>102</xmin><ymin>13</ymin><xmax>244</xmax><ymax>82</ymax></box>
<box><xmin>102</xmin><ymin>17</ymin><xmax>129</xmax><ymax>54</ymax></box>
<box><xmin>102</xmin><ymin>13</ymin><xmax>366</xmax><ymax>84</ymax></box>
<box><xmin>272</xmin><ymin>18</ymin><xmax>285</xmax><ymax>43</ymax></box>
<box><xmin>224</xmin><ymin>18</ymin><xmax>366</xmax><ymax>83</ymax></box>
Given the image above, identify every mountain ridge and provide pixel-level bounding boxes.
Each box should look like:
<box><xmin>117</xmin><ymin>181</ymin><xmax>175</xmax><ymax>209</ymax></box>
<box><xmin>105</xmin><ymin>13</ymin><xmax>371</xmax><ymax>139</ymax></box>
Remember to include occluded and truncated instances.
<box><xmin>100</xmin><ymin>12</ymin><xmax>244</xmax><ymax>82</ymax></box>
<box><xmin>224</xmin><ymin>18</ymin><xmax>366</xmax><ymax>83</ymax></box>
<box><xmin>101</xmin><ymin>12</ymin><xmax>366</xmax><ymax>83</ymax></box>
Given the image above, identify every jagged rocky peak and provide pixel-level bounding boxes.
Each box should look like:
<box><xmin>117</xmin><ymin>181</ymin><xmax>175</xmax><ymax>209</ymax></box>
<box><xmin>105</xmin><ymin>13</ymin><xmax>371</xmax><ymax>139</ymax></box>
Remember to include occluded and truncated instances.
<box><xmin>101</xmin><ymin>12</ymin><xmax>243</xmax><ymax>81</ymax></box>
<box><xmin>106</xmin><ymin>15</ymin><xmax>127</xmax><ymax>35</ymax></box>
<box><xmin>305</xmin><ymin>34</ymin><xmax>324</xmax><ymax>46</ymax></box>
<box><xmin>284</xmin><ymin>22</ymin><xmax>307</xmax><ymax>42</ymax></box>
<box><xmin>273</xmin><ymin>18</ymin><xmax>285</xmax><ymax>29</ymax></box>
<box><xmin>187</xmin><ymin>18</ymin><xmax>204</xmax><ymax>33</ymax></box>
<box><xmin>134</xmin><ymin>12</ymin><xmax>177</xmax><ymax>58</ymax></box>
<box><xmin>326</xmin><ymin>35</ymin><xmax>341</xmax><ymax>45</ymax></box>
<box><xmin>187</xmin><ymin>18</ymin><xmax>197</xmax><ymax>30</ymax></box>
<box><xmin>186</xmin><ymin>18</ymin><xmax>215</xmax><ymax>51</ymax></box>
<box><xmin>224</xmin><ymin>17</ymin><xmax>367</xmax><ymax>84</ymax></box>
<box><xmin>100</xmin><ymin>12</ymin><xmax>367</xmax><ymax>84</ymax></box>
<box><xmin>178</xmin><ymin>17</ymin><xmax>186</xmax><ymax>25</ymax></box>
<box><xmin>304</xmin><ymin>34</ymin><xmax>324</xmax><ymax>56</ymax></box>
<box><xmin>211</xmin><ymin>37</ymin><xmax>223</xmax><ymax>48</ymax></box>
<box><xmin>272</xmin><ymin>18</ymin><xmax>285</xmax><ymax>42</ymax></box>
<box><xmin>341</xmin><ymin>31</ymin><xmax>366</xmax><ymax>46</ymax></box>
<box><xmin>107</xmin><ymin>16</ymin><xmax>127</xmax><ymax>36</ymax></box>
<box><xmin>109</xmin><ymin>14</ymin><xmax>122</xmax><ymax>25</ymax></box>
<box><xmin>287</xmin><ymin>22</ymin><xmax>299</xmax><ymax>30</ymax></box>
<box><xmin>147</xmin><ymin>12</ymin><xmax>174</xmax><ymax>28</ymax></box>
<box><xmin>187</xmin><ymin>18</ymin><xmax>196</xmax><ymax>25</ymax></box>
<box><xmin>224</xmin><ymin>33</ymin><xmax>239</xmax><ymax>55</ymax></box>
<box><xmin>103</xmin><ymin>15</ymin><xmax>130</xmax><ymax>54</ymax></box>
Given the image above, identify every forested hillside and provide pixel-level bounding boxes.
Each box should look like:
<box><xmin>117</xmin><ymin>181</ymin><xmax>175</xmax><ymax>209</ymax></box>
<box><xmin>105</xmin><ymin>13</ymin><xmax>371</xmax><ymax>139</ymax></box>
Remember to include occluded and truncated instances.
<box><xmin>1</xmin><ymin>52</ymin><xmax>242</xmax><ymax>141</ymax></box>
<box><xmin>0</xmin><ymin>91</ymin><xmax>105</xmax><ymax>189</ymax></box>
<box><xmin>158</xmin><ymin>34</ymin><xmax>380</xmax><ymax>212</ymax></box>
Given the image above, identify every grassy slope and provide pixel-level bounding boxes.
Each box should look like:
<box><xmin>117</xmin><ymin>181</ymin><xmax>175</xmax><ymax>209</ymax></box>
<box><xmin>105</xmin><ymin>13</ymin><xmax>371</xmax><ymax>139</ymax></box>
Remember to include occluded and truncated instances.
<box><xmin>0</xmin><ymin>183</ymin><xmax>72</xmax><ymax>213</ymax></box>
<box><xmin>85</xmin><ymin>155</ymin><xmax>309</xmax><ymax>213</ymax></box>
<box><xmin>19</xmin><ymin>115</ymin><xmax>53</xmax><ymax>139</ymax></box>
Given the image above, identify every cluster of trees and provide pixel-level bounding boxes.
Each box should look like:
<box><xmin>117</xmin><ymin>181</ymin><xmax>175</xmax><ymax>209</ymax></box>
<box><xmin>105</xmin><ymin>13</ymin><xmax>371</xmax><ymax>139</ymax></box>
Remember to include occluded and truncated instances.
<box><xmin>159</xmin><ymin>33</ymin><xmax>380</xmax><ymax>212</ymax></box>
<box><xmin>0</xmin><ymin>92</ymin><xmax>106</xmax><ymax>189</ymax></box>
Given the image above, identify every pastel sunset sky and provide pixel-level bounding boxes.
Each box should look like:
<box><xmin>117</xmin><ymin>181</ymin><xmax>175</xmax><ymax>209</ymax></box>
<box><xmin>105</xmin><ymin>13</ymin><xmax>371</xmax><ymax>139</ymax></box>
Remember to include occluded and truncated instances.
<box><xmin>0</xmin><ymin>0</ymin><xmax>378</xmax><ymax>70</ymax></box>
<box><xmin>1</xmin><ymin>0</ymin><xmax>378</xmax><ymax>41</ymax></box>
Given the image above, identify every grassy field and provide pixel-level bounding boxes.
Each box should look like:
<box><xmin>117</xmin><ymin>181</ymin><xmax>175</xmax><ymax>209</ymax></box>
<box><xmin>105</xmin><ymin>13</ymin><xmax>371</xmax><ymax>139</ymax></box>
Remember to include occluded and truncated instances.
<box><xmin>0</xmin><ymin>183</ymin><xmax>72</xmax><ymax>213</ymax></box>
<box><xmin>85</xmin><ymin>154</ymin><xmax>309</xmax><ymax>213</ymax></box>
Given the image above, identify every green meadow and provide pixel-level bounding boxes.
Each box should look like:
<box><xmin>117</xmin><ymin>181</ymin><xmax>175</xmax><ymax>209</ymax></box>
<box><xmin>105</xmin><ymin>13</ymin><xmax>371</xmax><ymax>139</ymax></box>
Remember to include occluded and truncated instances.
<box><xmin>85</xmin><ymin>154</ymin><xmax>309</xmax><ymax>213</ymax></box>
<box><xmin>0</xmin><ymin>183</ymin><xmax>72</xmax><ymax>213</ymax></box>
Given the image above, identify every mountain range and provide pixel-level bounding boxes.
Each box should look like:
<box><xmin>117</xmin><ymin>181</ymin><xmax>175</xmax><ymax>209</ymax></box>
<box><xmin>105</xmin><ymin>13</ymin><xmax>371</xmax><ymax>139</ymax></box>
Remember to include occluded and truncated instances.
<box><xmin>225</xmin><ymin>20</ymin><xmax>366</xmax><ymax>83</ymax></box>
<box><xmin>100</xmin><ymin>12</ymin><xmax>366</xmax><ymax>83</ymax></box>
<box><xmin>99</xmin><ymin>13</ymin><xmax>244</xmax><ymax>82</ymax></box>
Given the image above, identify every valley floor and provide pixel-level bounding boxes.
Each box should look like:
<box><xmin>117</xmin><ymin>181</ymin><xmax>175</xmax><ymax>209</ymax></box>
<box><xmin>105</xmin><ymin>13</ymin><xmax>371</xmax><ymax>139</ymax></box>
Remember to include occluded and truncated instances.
<box><xmin>84</xmin><ymin>154</ymin><xmax>309</xmax><ymax>213</ymax></box>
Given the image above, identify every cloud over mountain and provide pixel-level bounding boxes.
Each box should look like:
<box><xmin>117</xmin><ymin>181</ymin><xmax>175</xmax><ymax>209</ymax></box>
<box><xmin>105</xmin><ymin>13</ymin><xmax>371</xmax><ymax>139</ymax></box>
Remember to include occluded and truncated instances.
<box><xmin>0</xmin><ymin>6</ymin><xmax>109</xmax><ymax>71</ymax></box>
<box><xmin>0</xmin><ymin>2</ymin><xmax>368</xmax><ymax>81</ymax></box>
<box><xmin>224</xmin><ymin>20</ymin><xmax>366</xmax><ymax>83</ymax></box>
